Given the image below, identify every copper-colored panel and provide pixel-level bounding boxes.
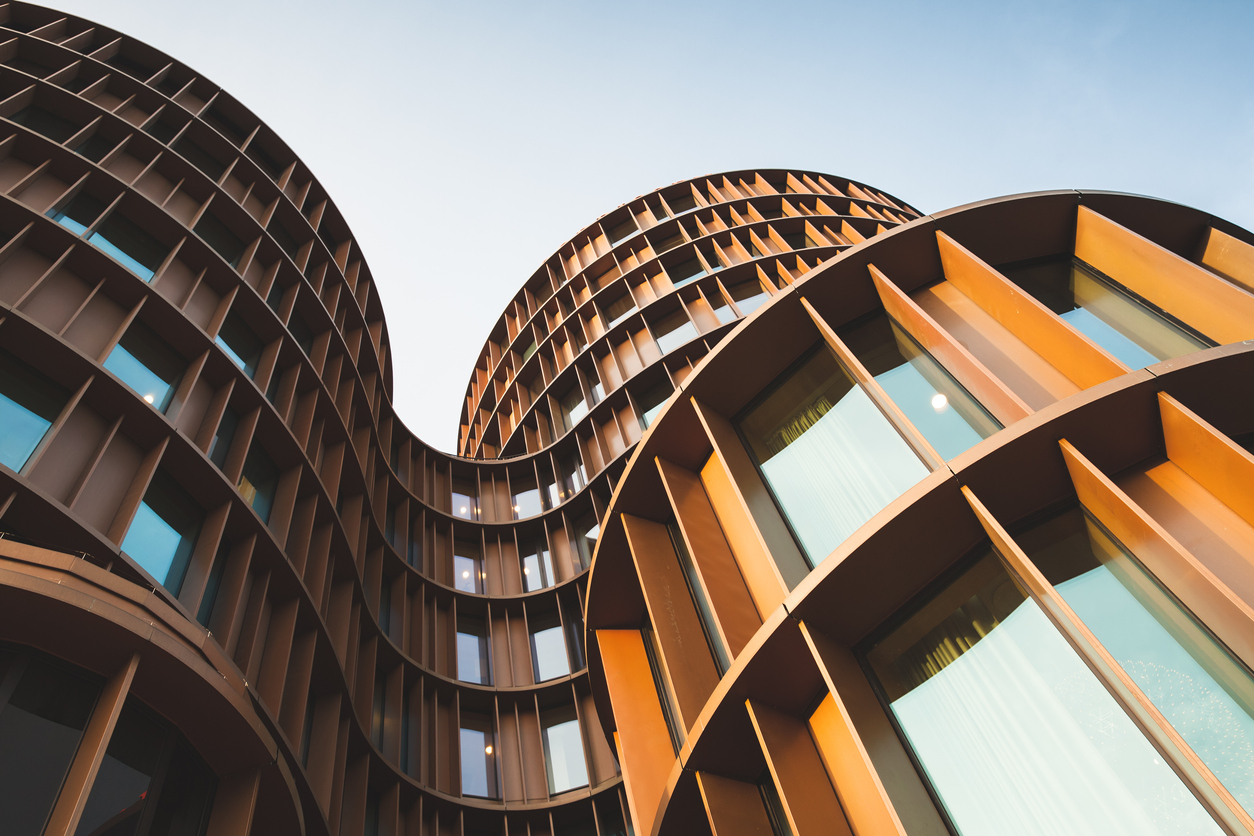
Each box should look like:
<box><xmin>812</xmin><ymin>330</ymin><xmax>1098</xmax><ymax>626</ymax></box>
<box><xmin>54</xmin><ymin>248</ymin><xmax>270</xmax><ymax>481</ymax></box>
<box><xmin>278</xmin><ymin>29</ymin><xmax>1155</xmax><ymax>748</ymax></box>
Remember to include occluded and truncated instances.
<box><xmin>695</xmin><ymin>771</ymin><xmax>775</xmax><ymax>836</ymax></box>
<box><xmin>1197</xmin><ymin>226</ymin><xmax>1254</xmax><ymax>292</ymax></box>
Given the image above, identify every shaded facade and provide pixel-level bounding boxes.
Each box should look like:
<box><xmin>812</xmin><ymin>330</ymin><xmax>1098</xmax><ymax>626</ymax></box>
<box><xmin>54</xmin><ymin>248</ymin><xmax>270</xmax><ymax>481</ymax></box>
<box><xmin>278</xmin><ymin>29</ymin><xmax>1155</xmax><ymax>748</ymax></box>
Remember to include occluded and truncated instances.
<box><xmin>584</xmin><ymin>191</ymin><xmax>1254</xmax><ymax>836</ymax></box>
<box><xmin>0</xmin><ymin>4</ymin><xmax>924</xmax><ymax>836</ymax></box>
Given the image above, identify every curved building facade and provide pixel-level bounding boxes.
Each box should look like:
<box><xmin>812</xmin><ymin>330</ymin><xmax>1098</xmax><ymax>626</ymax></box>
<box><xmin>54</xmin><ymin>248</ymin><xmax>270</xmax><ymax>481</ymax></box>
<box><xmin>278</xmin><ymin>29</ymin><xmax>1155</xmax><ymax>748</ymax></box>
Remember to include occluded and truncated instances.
<box><xmin>0</xmin><ymin>4</ymin><xmax>925</xmax><ymax>836</ymax></box>
<box><xmin>583</xmin><ymin>190</ymin><xmax>1254</xmax><ymax>836</ymax></box>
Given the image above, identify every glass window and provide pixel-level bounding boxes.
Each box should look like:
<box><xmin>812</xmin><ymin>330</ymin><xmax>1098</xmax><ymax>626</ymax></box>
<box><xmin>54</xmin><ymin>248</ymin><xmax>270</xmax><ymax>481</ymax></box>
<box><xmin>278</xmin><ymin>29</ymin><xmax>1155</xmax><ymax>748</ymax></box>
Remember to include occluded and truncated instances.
<box><xmin>1021</xmin><ymin>507</ymin><xmax>1254</xmax><ymax>812</ymax></box>
<box><xmin>862</xmin><ymin>547</ymin><xmax>1224</xmax><ymax>836</ymax></box>
<box><xmin>371</xmin><ymin>670</ymin><xmax>386</xmax><ymax>746</ymax></box>
<box><xmin>758</xmin><ymin>771</ymin><xmax>795</xmax><ymax>836</ymax></box>
<box><xmin>456</xmin><ymin>615</ymin><xmax>491</xmax><ymax>684</ymax></box>
<box><xmin>667</xmin><ymin>192</ymin><xmax>697</xmax><ymax>214</ymax></box>
<box><xmin>558</xmin><ymin>384</ymin><xmax>587</xmax><ymax>434</ymax></box>
<box><xmin>668</xmin><ymin>256</ymin><xmax>706</xmax><ymax>288</ymax></box>
<box><xmin>207</xmin><ymin>407</ymin><xmax>238</xmax><ymax>470</ymax></box>
<box><xmin>601</xmin><ymin>291</ymin><xmax>636</xmax><ymax>330</ymax></box>
<box><xmin>531</xmin><ymin>613</ymin><xmax>571</xmax><ymax>681</ymax></box>
<box><xmin>288</xmin><ymin>311</ymin><xmax>315</xmax><ymax>356</ymax></box>
<box><xmin>48</xmin><ymin>192</ymin><xmax>105</xmax><ymax>236</ymax></box>
<box><xmin>541</xmin><ymin>706</ymin><xmax>588</xmax><ymax>794</ymax></box>
<box><xmin>642</xmin><ymin>616</ymin><xmax>684</xmax><ymax>754</ymax></box>
<box><xmin>512</xmin><ymin>472</ymin><xmax>543</xmax><ymax>519</ymax></box>
<box><xmin>454</xmin><ymin>540</ymin><xmax>483</xmax><ymax>594</ymax></box>
<box><xmin>452</xmin><ymin>477</ymin><xmax>479</xmax><ymax>520</ymax></box>
<box><xmin>522</xmin><ymin>339</ymin><xmax>539</xmax><ymax>363</ymax></box>
<box><xmin>0</xmin><ymin>349</ymin><xmax>66</xmax><ymax>472</ymax></box>
<box><xmin>75</xmin><ymin>703</ymin><xmax>164</xmax><ymax>836</ymax></box>
<box><xmin>11</xmin><ymin>104</ymin><xmax>79</xmax><ymax>142</ymax></box>
<box><xmin>670</xmin><ymin>521</ymin><xmax>729</xmax><ymax>674</ymax></box>
<box><xmin>523</xmin><ymin>542</ymin><xmax>556</xmax><ymax>592</ymax></box>
<box><xmin>197</xmin><ymin>541</ymin><xmax>229</xmax><ymax>626</ymax></box>
<box><xmin>1000</xmin><ymin>256</ymin><xmax>1211</xmax><ymax>370</ymax></box>
<box><xmin>651</xmin><ymin>309</ymin><xmax>698</xmax><ymax>355</ymax></box>
<box><xmin>557</xmin><ymin>451</ymin><xmax>585</xmax><ymax>503</ymax></box>
<box><xmin>460</xmin><ymin>714</ymin><xmax>498</xmax><ymax>798</ymax></box>
<box><xmin>709</xmin><ymin>289</ymin><xmax>737</xmax><ymax>325</ymax></box>
<box><xmin>74</xmin><ymin>134</ymin><xmax>116</xmax><ymax>164</ymax></box>
<box><xmin>215</xmin><ymin>311</ymin><xmax>263</xmax><ymax>378</ymax></box>
<box><xmin>572</xmin><ymin>512</ymin><xmax>600</xmax><ymax>571</ymax></box>
<box><xmin>378</xmin><ymin>576</ymin><xmax>393</xmax><ymax>634</ymax></box>
<box><xmin>638</xmin><ymin>380</ymin><xmax>672</xmax><ymax>429</ymax></box>
<box><xmin>90</xmin><ymin>210</ymin><xmax>170</xmax><ymax>282</ymax></box>
<box><xmin>840</xmin><ymin>313</ymin><xmax>1001</xmax><ymax>460</ymax></box>
<box><xmin>120</xmin><ymin>469</ymin><xmax>203</xmax><ymax>595</ymax></box>
<box><xmin>0</xmin><ymin>656</ymin><xmax>99</xmax><ymax>836</ymax></box>
<box><xmin>587</xmin><ymin>368</ymin><xmax>605</xmax><ymax>404</ymax></box>
<box><xmin>728</xmin><ymin>279</ymin><xmax>770</xmax><ymax>316</ymax></box>
<box><xmin>607</xmin><ymin>217</ymin><xmax>637</xmax><ymax>244</ymax></box>
<box><xmin>238</xmin><ymin>446</ymin><xmax>278</xmax><ymax>524</ymax></box>
<box><xmin>738</xmin><ymin>345</ymin><xmax>928</xmax><ymax>566</ymax></box>
<box><xmin>104</xmin><ymin>322</ymin><xmax>185</xmax><ymax>412</ymax></box>
<box><xmin>144</xmin><ymin>741</ymin><xmax>215</xmax><ymax>835</ymax></box>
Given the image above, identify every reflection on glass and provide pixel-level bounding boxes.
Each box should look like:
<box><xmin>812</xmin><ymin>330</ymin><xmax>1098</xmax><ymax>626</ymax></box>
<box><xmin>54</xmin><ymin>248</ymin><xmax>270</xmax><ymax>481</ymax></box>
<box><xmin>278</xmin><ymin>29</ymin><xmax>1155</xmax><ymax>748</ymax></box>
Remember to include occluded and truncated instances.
<box><xmin>460</xmin><ymin>715</ymin><xmax>498</xmax><ymax>798</ymax></box>
<box><xmin>739</xmin><ymin>346</ymin><xmax>928</xmax><ymax>565</ymax></box>
<box><xmin>841</xmin><ymin>313</ymin><xmax>1000</xmax><ymax>460</ymax></box>
<box><xmin>0</xmin><ymin>349</ymin><xmax>66</xmax><ymax>472</ymax></box>
<box><xmin>215</xmin><ymin>311</ymin><xmax>262</xmax><ymax>377</ymax></box>
<box><xmin>542</xmin><ymin>707</ymin><xmax>588</xmax><ymax>794</ymax></box>
<box><xmin>1022</xmin><ymin>507</ymin><xmax>1254</xmax><ymax>812</ymax></box>
<box><xmin>572</xmin><ymin>512</ymin><xmax>599</xmax><ymax>571</ymax></box>
<box><xmin>76</xmin><ymin>703</ymin><xmax>164</xmax><ymax>835</ymax></box>
<box><xmin>651</xmin><ymin>309</ymin><xmax>698</xmax><ymax>355</ymax></box>
<box><xmin>456</xmin><ymin>616</ymin><xmax>490</xmax><ymax>684</ymax></box>
<box><xmin>668</xmin><ymin>256</ymin><xmax>706</xmax><ymax>288</ymax></box>
<box><xmin>512</xmin><ymin>474</ymin><xmax>543</xmax><ymax>519</ymax></box>
<box><xmin>238</xmin><ymin>446</ymin><xmax>278</xmax><ymax>524</ymax></box>
<box><xmin>728</xmin><ymin>279</ymin><xmax>769</xmax><ymax>316</ymax></box>
<box><xmin>709</xmin><ymin>290</ymin><xmax>738</xmax><ymax>325</ymax></box>
<box><xmin>104</xmin><ymin>322</ymin><xmax>185</xmax><ymax>413</ymax></box>
<box><xmin>0</xmin><ymin>657</ymin><xmax>98</xmax><ymax>836</ymax></box>
<box><xmin>1000</xmin><ymin>257</ymin><xmax>1211</xmax><ymax>370</ymax></box>
<box><xmin>559</xmin><ymin>384</ymin><xmax>587</xmax><ymax>434</ymax></box>
<box><xmin>207</xmin><ymin>406</ymin><xmax>238</xmax><ymax>471</ymax></box>
<box><xmin>557</xmin><ymin>451</ymin><xmax>585</xmax><ymax>503</ymax></box>
<box><xmin>602</xmin><ymin>292</ymin><xmax>636</xmax><ymax>330</ymax></box>
<box><xmin>120</xmin><ymin>469</ymin><xmax>203</xmax><ymax>594</ymax></box>
<box><xmin>91</xmin><ymin>211</ymin><xmax>169</xmax><ymax>282</ymax></box>
<box><xmin>638</xmin><ymin>380</ymin><xmax>672</xmax><ymax>429</ymax></box>
<box><xmin>522</xmin><ymin>543</ymin><xmax>556</xmax><ymax>592</ymax></box>
<box><xmin>451</xmin><ymin>477</ymin><xmax>479</xmax><ymax>520</ymax></box>
<box><xmin>454</xmin><ymin>541</ymin><xmax>483</xmax><ymax>594</ymax></box>
<box><xmin>863</xmin><ymin>548</ymin><xmax>1223</xmax><ymax>836</ymax></box>
<box><xmin>531</xmin><ymin>613</ymin><xmax>571</xmax><ymax>681</ymax></box>
<box><xmin>48</xmin><ymin>192</ymin><xmax>104</xmax><ymax>236</ymax></box>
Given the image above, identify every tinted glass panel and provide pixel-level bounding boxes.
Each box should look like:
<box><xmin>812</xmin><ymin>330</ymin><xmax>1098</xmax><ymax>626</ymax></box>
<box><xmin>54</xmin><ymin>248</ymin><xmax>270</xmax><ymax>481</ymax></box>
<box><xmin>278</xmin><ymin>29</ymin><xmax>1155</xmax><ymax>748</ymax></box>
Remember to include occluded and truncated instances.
<box><xmin>1000</xmin><ymin>257</ymin><xmax>1210</xmax><ymax>370</ymax></box>
<box><xmin>459</xmin><ymin>718</ymin><xmax>497</xmax><ymax>798</ymax></box>
<box><xmin>652</xmin><ymin>309</ymin><xmax>698</xmax><ymax>355</ymax></box>
<box><xmin>75</xmin><ymin>703</ymin><xmax>164</xmax><ymax>836</ymax></box>
<box><xmin>0</xmin><ymin>658</ymin><xmax>98</xmax><ymax>836</ymax></box>
<box><xmin>0</xmin><ymin>350</ymin><xmax>66</xmax><ymax>472</ymax></box>
<box><xmin>531</xmin><ymin>620</ymin><xmax>570</xmax><ymax>682</ymax></box>
<box><xmin>104</xmin><ymin>322</ymin><xmax>184</xmax><ymax>412</ymax></box>
<box><xmin>11</xmin><ymin>104</ymin><xmax>78</xmax><ymax>142</ymax></box>
<box><xmin>559</xmin><ymin>385</ymin><xmax>586</xmax><ymax>433</ymax></box>
<box><xmin>542</xmin><ymin>710</ymin><xmax>588</xmax><ymax>794</ymax></box>
<box><xmin>238</xmin><ymin>447</ymin><xmax>278</xmax><ymax>524</ymax></box>
<box><xmin>120</xmin><ymin>469</ymin><xmax>203</xmax><ymax>594</ymax></box>
<box><xmin>215</xmin><ymin>312</ymin><xmax>262</xmax><ymax>377</ymax></box>
<box><xmin>729</xmin><ymin>280</ymin><xmax>769</xmax><ymax>316</ymax></box>
<box><xmin>454</xmin><ymin>544</ymin><xmax>482</xmax><ymax>594</ymax></box>
<box><xmin>145</xmin><ymin>742</ymin><xmax>215</xmax><ymax>836</ymax></box>
<box><xmin>668</xmin><ymin>256</ymin><xmax>705</xmax><ymax>288</ymax></box>
<box><xmin>863</xmin><ymin>548</ymin><xmax>1223</xmax><ymax>836</ymax></box>
<box><xmin>90</xmin><ymin>212</ymin><xmax>169</xmax><ymax>281</ymax></box>
<box><xmin>739</xmin><ymin>346</ymin><xmax>928</xmax><ymax>565</ymax></box>
<box><xmin>1023</xmin><ymin>508</ymin><xmax>1254</xmax><ymax>812</ymax></box>
<box><xmin>522</xmin><ymin>545</ymin><xmax>555</xmax><ymax>592</ymax></box>
<box><xmin>194</xmin><ymin>211</ymin><xmax>245</xmax><ymax>269</ymax></box>
<box><xmin>49</xmin><ymin>192</ymin><xmax>105</xmax><ymax>235</ymax></box>
<box><xmin>456</xmin><ymin>617</ymin><xmax>490</xmax><ymax>684</ymax></box>
<box><xmin>841</xmin><ymin>313</ymin><xmax>1000</xmax><ymax>460</ymax></box>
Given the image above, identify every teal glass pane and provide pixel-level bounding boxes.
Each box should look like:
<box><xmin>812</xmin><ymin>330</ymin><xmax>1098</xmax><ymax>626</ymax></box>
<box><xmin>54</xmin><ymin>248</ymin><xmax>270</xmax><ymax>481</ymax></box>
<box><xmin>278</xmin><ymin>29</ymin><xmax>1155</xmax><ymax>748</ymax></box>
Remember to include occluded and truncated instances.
<box><xmin>864</xmin><ymin>549</ymin><xmax>1224</xmax><ymax>836</ymax></box>
<box><xmin>740</xmin><ymin>347</ymin><xmax>928</xmax><ymax>565</ymax></box>
<box><xmin>842</xmin><ymin>314</ymin><xmax>1001</xmax><ymax>460</ymax></box>
<box><xmin>1024</xmin><ymin>508</ymin><xmax>1254</xmax><ymax>813</ymax></box>
<box><xmin>531</xmin><ymin>625</ymin><xmax>570</xmax><ymax>681</ymax></box>
<box><xmin>121</xmin><ymin>501</ymin><xmax>185</xmax><ymax>585</ymax></box>
<box><xmin>87</xmin><ymin>213</ymin><xmax>168</xmax><ymax>283</ymax></box>
<box><xmin>0</xmin><ymin>392</ymin><xmax>51</xmax><ymax>471</ymax></box>
<box><xmin>1000</xmin><ymin>258</ymin><xmax>1209</xmax><ymax>371</ymax></box>
<box><xmin>104</xmin><ymin>344</ymin><xmax>175</xmax><ymax>411</ymax></box>
<box><xmin>88</xmin><ymin>232</ymin><xmax>156</xmax><ymax>280</ymax></box>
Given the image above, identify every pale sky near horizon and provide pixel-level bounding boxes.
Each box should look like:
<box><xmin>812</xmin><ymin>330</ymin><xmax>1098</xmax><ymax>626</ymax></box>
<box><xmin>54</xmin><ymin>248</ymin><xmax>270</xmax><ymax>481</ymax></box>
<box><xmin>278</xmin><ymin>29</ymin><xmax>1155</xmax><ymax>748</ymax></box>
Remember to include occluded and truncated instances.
<box><xmin>40</xmin><ymin>0</ymin><xmax>1254</xmax><ymax>451</ymax></box>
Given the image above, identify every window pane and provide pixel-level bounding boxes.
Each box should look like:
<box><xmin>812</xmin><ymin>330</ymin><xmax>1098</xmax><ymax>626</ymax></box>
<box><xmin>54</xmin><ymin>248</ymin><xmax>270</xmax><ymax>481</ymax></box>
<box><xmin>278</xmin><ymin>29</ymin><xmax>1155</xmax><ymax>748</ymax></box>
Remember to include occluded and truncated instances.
<box><xmin>542</xmin><ymin>710</ymin><xmax>588</xmax><ymax>794</ymax></box>
<box><xmin>728</xmin><ymin>280</ymin><xmax>769</xmax><ymax>316</ymax></box>
<box><xmin>145</xmin><ymin>741</ymin><xmax>216</xmax><ymax>836</ymax></box>
<box><xmin>523</xmin><ymin>544</ymin><xmax>554</xmax><ymax>592</ymax></box>
<box><xmin>1001</xmin><ymin>257</ymin><xmax>1210</xmax><ymax>370</ymax></box>
<box><xmin>459</xmin><ymin>720</ymin><xmax>497</xmax><ymax>798</ymax></box>
<box><xmin>0</xmin><ymin>658</ymin><xmax>99</xmax><ymax>836</ymax></box>
<box><xmin>75</xmin><ymin>703</ymin><xmax>165</xmax><ymax>836</ymax></box>
<box><xmin>12</xmin><ymin>104</ymin><xmax>79</xmax><ymax>142</ymax></box>
<box><xmin>207</xmin><ymin>407</ymin><xmax>238</xmax><ymax>470</ymax></box>
<box><xmin>739</xmin><ymin>346</ymin><xmax>928</xmax><ymax>565</ymax></box>
<box><xmin>559</xmin><ymin>385</ymin><xmax>587</xmax><ymax>433</ymax></box>
<box><xmin>0</xmin><ymin>350</ymin><xmax>66</xmax><ymax>472</ymax></box>
<box><xmin>840</xmin><ymin>313</ymin><xmax>1000</xmax><ymax>460</ymax></box>
<box><xmin>104</xmin><ymin>322</ymin><xmax>185</xmax><ymax>412</ymax></box>
<box><xmin>668</xmin><ymin>256</ymin><xmax>706</xmax><ymax>288</ymax></box>
<box><xmin>1023</xmin><ymin>507</ymin><xmax>1254</xmax><ymax>812</ymax></box>
<box><xmin>452</xmin><ymin>478</ymin><xmax>479</xmax><ymax>520</ymax></box>
<box><xmin>48</xmin><ymin>193</ymin><xmax>105</xmax><ymax>236</ymax></box>
<box><xmin>454</xmin><ymin>542</ymin><xmax>482</xmax><ymax>593</ymax></box>
<box><xmin>120</xmin><ymin>470</ymin><xmax>203</xmax><ymax>594</ymax></box>
<box><xmin>572</xmin><ymin>512</ymin><xmax>599</xmax><ymax>571</ymax></box>
<box><xmin>215</xmin><ymin>311</ymin><xmax>262</xmax><ymax>377</ymax></box>
<box><xmin>651</xmin><ymin>309</ymin><xmax>698</xmax><ymax>355</ymax></box>
<box><xmin>90</xmin><ymin>211</ymin><xmax>169</xmax><ymax>281</ymax></box>
<box><xmin>602</xmin><ymin>292</ymin><xmax>636</xmax><ymax>329</ymax></box>
<box><xmin>238</xmin><ymin>446</ymin><xmax>278</xmax><ymax>524</ymax></box>
<box><xmin>456</xmin><ymin>617</ymin><xmax>490</xmax><ymax>684</ymax></box>
<box><xmin>639</xmin><ymin>380</ymin><xmax>672</xmax><ymax>429</ymax></box>
<box><xmin>531</xmin><ymin>621</ymin><xmax>570</xmax><ymax>682</ymax></box>
<box><xmin>863</xmin><ymin>548</ymin><xmax>1223</xmax><ymax>836</ymax></box>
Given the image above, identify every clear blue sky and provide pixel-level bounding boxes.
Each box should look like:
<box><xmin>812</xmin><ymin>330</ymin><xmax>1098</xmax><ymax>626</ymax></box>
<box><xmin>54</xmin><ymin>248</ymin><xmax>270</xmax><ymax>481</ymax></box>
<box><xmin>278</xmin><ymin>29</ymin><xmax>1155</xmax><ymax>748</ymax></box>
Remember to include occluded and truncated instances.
<box><xmin>45</xmin><ymin>0</ymin><xmax>1254</xmax><ymax>450</ymax></box>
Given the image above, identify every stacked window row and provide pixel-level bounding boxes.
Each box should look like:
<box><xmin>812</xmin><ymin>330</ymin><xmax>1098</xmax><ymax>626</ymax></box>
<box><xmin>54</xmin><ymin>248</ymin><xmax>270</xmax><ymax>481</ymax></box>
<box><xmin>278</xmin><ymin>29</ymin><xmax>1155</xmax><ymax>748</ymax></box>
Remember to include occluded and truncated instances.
<box><xmin>461</xmin><ymin>169</ymin><xmax>917</xmax><ymax>456</ymax></box>
<box><xmin>0</xmin><ymin>18</ymin><xmax>391</xmax><ymax>391</ymax></box>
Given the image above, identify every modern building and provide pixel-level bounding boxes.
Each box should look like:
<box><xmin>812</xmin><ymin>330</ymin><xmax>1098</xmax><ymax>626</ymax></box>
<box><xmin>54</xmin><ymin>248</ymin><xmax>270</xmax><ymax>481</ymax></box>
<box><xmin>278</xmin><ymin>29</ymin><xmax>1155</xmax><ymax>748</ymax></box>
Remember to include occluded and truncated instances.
<box><xmin>583</xmin><ymin>190</ymin><xmax>1254</xmax><ymax>836</ymax></box>
<box><xmin>0</xmin><ymin>4</ymin><xmax>931</xmax><ymax>836</ymax></box>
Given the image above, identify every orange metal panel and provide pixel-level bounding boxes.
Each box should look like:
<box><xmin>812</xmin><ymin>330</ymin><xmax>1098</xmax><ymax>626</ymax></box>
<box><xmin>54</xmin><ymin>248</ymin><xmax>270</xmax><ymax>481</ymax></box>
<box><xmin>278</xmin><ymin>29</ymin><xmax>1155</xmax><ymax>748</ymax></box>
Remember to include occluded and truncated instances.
<box><xmin>1160</xmin><ymin>392</ymin><xmax>1254</xmax><ymax>528</ymax></box>
<box><xmin>695</xmin><ymin>771</ymin><xmax>775</xmax><ymax>836</ymax></box>
<box><xmin>1197</xmin><ymin>227</ymin><xmax>1254</xmax><ymax>292</ymax></box>
<box><xmin>1075</xmin><ymin>207</ymin><xmax>1254</xmax><ymax>345</ymax></box>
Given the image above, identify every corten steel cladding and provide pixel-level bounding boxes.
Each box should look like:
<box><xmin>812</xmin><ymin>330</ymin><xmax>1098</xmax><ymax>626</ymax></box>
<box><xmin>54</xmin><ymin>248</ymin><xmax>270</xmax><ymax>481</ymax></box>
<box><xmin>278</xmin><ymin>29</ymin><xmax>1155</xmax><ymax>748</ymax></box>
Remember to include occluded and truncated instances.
<box><xmin>0</xmin><ymin>3</ymin><xmax>925</xmax><ymax>835</ymax></box>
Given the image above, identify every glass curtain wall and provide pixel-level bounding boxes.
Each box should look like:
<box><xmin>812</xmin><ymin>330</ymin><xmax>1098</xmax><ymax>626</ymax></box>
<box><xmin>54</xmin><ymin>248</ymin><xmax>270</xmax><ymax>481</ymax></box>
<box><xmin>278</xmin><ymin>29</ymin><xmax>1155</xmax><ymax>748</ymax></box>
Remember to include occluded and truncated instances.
<box><xmin>861</xmin><ymin>546</ymin><xmax>1224</xmax><ymax>836</ymax></box>
<box><xmin>738</xmin><ymin>345</ymin><xmax>928</xmax><ymax>566</ymax></box>
<box><xmin>999</xmin><ymin>257</ymin><xmax>1211</xmax><ymax>370</ymax></box>
<box><xmin>0</xmin><ymin>349</ymin><xmax>66</xmax><ymax>472</ymax></box>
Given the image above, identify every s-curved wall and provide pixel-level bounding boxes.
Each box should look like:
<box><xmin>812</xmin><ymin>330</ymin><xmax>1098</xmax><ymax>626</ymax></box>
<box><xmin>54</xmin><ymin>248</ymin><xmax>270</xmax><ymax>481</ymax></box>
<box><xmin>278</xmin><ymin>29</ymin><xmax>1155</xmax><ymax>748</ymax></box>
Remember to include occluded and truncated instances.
<box><xmin>0</xmin><ymin>3</ymin><xmax>922</xmax><ymax>836</ymax></box>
